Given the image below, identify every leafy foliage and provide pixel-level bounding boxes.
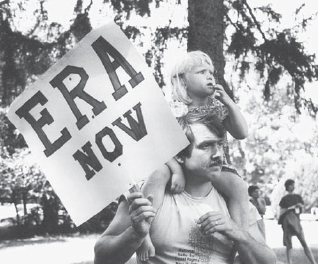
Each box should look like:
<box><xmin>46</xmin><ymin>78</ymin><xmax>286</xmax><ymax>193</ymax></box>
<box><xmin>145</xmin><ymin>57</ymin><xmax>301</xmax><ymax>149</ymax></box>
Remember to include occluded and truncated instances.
<box><xmin>225</xmin><ymin>0</ymin><xmax>318</xmax><ymax>116</ymax></box>
<box><xmin>229</xmin><ymin>77</ymin><xmax>318</xmax><ymax>209</ymax></box>
<box><xmin>1</xmin><ymin>0</ymin><xmax>317</xmax><ymax>115</ymax></box>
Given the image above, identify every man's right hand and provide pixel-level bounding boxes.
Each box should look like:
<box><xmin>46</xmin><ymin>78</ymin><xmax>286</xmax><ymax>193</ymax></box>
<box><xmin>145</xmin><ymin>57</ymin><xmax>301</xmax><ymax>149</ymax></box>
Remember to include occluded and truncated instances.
<box><xmin>127</xmin><ymin>192</ymin><xmax>156</xmax><ymax>238</ymax></box>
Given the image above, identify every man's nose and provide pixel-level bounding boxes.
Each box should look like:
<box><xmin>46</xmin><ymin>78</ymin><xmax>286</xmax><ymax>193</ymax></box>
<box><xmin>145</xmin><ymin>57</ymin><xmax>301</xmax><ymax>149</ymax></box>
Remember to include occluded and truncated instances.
<box><xmin>211</xmin><ymin>145</ymin><xmax>222</xmax><ymax>159</ymax></box>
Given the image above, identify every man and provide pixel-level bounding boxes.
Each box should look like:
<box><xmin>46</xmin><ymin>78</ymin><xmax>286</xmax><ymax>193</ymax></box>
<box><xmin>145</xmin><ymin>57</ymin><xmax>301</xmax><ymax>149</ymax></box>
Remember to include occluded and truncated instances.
<box><xmin>248</xmin><ymin>185</ymin><xmax>266</xmax><ymax>239</ymax></box>
<box><xmin>278</xmin><ymin>179</ymin><xmax>317</xmax><ymax>264</ymax></box>
<box><xmin>94</xmin><ymin>113</ymin><xmax>276</xmax><ymax>264</ymax></box>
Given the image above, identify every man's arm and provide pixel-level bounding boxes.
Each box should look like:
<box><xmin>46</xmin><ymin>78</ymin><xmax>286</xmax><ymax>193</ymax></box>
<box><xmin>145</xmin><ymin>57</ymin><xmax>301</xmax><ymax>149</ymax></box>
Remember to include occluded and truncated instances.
<box><xmin>257</xmin><ymin>198</ymin><xmax>267</xmax><ymax>215</ymax></box>
<box><xmin>198</xmin><ymin>212</ymin><xmax>277</xmax><ymax>264</ymax></box>
<box><xmin>94</xmin><ymin>193</ymin><xmax>155</xmax><ymax>264</ymax></box>
<box><xmin>233</xmin><ymin>221</ymin><xmax>277</xmax><ymax>264</ymax></box>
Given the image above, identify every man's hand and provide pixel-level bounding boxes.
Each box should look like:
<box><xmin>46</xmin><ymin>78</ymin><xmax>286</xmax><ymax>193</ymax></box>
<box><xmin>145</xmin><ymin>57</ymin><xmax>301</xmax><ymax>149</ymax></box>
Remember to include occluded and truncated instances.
<box><xmin>197</xmin><ymin>211</ymin><xmax>276</xmax><ymax>264</ymax></box>
<box><xmin>197</xmin><ymin>211</ymin><xmax>243</xmax><ymax>241</ymax></box>
<box><xmin>127</xmin><ymin>192</ymin><xmax>156</xmax><ymax>239</ymax></box>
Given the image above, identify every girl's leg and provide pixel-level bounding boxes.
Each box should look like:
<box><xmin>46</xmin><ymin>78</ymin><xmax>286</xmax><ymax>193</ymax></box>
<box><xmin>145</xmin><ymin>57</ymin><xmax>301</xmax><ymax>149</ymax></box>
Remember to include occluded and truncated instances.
<box><xmin>212</xmin><ymin>169</ymin><xmax>250</xmax><ymax>231</ymax></box>
<box><xmin>137</xmin><ymin>164</ymin><xmax>171</xmax><ymax>261</ymax></box>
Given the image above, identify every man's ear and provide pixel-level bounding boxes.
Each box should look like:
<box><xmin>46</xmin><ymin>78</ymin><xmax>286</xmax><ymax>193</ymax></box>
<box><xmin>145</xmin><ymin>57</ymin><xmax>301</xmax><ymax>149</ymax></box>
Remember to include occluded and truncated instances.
<box><xmin>175</xmin><ymin>154</ymin><xmax>185</xmax><ymax>164</ymax></box>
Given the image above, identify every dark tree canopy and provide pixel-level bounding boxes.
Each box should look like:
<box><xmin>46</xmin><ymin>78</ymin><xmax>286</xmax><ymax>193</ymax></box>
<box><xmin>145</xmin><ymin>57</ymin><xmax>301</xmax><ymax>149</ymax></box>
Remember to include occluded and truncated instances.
<box><xmin>0</xmin><ymin>0</ymin><xmax>317</xmax><ymax>117</ymax></box>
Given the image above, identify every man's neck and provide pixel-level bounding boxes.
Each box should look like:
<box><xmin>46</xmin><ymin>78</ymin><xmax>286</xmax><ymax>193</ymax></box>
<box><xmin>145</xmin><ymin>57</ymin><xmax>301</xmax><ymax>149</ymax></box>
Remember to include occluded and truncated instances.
<box><xmin>184</xmin><ymin>180</ymin><xmax>213</xmax><ymax>197</ymax></box>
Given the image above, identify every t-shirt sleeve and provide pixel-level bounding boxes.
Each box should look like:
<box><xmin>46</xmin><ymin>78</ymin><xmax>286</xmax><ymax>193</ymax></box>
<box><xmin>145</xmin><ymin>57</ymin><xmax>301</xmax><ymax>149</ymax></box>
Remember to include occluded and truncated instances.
<box><xmin>279</xmin><ymin>197</ymin><xmax>287</xmax><ymax>208</ymax></box>
<box><xmin>298</xmin><ymin>194</ymin><xmax>304</xmax><ymax>204</ymax></box>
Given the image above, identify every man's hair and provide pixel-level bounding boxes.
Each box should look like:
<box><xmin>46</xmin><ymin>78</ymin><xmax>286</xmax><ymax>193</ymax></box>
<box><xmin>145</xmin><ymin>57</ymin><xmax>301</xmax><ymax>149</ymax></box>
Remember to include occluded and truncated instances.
<box><xmin>248</xmin><ymin>185</ymin><xmax>259</xmax><ymax>196</ymax></box>
<box><xmin>177</xmin><ymin>112</ymin><xmax>225</xmax><ymax>157</ymax></box>
<box><xmin>284</xmin><ymin>179</ymin><xmax>295</xmax><ymax>190</ymax></box>
<box><xmin>169</xmin><ymin>50</ymin><xmax>214</xmax><ymax>105</ymax></box>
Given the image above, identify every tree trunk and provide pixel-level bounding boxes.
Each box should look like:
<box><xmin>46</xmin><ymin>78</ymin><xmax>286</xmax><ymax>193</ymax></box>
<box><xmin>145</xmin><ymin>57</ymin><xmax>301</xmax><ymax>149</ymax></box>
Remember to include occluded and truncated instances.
<box><xmin>188</xmin><ymin>0</ymin><xmax>232</xmax><ymax>163</ymax></box>
<box><xmin>187</xmin><ymin>0</ymin><xmax>232</xmax><ymax>95</ymax></box>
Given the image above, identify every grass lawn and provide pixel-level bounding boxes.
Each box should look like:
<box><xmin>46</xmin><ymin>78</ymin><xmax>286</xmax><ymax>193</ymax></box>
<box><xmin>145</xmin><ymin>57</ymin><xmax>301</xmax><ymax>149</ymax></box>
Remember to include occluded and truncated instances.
<box><xmin>1</xmin><ymin>220</ymin><xmax>318</xmax><ymax>264</ymax></box>
<box><xmin>274</xmin><ymin>247</ymin><xmax>318</xmax><ymax>264</ymax></box>
<box><xmin>0</xmin><ymin>233</ymin><xmax>99</xmax><ymax>264</ymax></box>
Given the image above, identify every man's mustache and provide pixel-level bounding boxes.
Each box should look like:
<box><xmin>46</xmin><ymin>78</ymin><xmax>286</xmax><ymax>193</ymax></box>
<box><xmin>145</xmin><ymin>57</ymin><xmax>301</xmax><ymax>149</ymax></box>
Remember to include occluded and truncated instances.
<box><xmin>209</xmin><ymin>157</ymin><xmax>223</xmax><ymax>167</ymax></box>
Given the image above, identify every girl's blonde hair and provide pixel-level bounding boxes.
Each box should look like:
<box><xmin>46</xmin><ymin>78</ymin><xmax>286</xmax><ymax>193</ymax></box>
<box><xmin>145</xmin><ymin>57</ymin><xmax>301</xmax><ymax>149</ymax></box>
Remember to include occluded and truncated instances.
<box><xmin>169</xmin><ymin>50</ymin><xmax>214</xmax><ymax>104</ymax></box>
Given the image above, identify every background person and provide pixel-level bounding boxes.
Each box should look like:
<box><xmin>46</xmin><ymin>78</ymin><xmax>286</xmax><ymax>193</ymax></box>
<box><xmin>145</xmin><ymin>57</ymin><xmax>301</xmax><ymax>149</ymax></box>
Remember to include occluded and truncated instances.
<box><xmin>248</xmin><ymin>185</ymin><xmax>266</xmax><ymax>240</ymax></box>
<box><xmin>278</xmin><ymin>179</ymin><xmax>317</xmax><ymax>264</ymax></box>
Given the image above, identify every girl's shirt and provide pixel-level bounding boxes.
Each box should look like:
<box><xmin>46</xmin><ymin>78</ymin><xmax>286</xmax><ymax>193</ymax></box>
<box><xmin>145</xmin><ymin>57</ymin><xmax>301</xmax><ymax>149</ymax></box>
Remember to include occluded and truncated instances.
<box><xmin>188</xmin><ymin>96</ymin><xmax>228</xmax><ymax>121</ymax></box>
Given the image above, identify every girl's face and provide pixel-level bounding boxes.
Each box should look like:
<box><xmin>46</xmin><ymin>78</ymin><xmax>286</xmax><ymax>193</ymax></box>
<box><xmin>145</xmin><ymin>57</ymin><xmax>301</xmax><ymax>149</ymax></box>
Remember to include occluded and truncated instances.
<box><xmin>183</xmin><ymin>62</ymin><xmax>216</xmax><ymax>100</ymax></box>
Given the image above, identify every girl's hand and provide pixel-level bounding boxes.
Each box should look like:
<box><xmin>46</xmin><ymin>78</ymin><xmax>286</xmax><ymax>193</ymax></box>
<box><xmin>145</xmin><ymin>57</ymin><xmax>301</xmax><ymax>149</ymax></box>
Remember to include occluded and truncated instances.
<box><xmin>170</xmin><ymin>173</ymin><xmax>186</xmax><ymax>194</ymax></box>
<box><xmin>213</xmin><ymin>84</ymin><xmax>232</xmax><ymax>105</ymax></box>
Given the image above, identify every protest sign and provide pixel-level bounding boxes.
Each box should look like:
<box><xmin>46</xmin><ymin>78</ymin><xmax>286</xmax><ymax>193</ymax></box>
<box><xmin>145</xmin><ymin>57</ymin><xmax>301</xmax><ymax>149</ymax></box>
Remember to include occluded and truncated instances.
<box><xmin>7</xmin><ymin>22</ymin><xmax>189</xmax><ymax>225</ymax></box>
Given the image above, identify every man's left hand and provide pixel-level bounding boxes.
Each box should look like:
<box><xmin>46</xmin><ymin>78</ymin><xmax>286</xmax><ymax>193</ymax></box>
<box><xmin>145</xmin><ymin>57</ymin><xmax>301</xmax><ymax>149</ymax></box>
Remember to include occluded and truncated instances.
<box><xmin>197</xmin><ymin>211</ymin><xmax>243</xmax><ymax>241</ymax></box>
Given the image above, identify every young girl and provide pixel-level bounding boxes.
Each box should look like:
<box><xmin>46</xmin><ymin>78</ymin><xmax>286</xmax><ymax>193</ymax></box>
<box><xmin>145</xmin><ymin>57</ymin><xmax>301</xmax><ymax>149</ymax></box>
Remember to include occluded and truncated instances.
<box><xmin>137</xmin><ymin>50</ymin><xmax>250</xmax><ymax>261</ymax></box>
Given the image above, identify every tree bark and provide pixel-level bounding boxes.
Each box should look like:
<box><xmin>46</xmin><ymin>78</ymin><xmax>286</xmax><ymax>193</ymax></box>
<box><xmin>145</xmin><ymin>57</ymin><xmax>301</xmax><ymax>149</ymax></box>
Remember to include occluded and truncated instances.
<box><xmin>188</xmin><ymin>0</ymin><xmax>232</xmax><ymax>98</ymax></box>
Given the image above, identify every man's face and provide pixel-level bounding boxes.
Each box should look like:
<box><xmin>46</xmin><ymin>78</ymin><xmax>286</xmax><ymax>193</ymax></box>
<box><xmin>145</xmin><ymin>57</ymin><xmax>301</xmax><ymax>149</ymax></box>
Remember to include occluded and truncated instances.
<box><xmin>288</xmin><ymin>183</ymin><xmax>295</xmax><ymax>192</ymax></box>
<box><xmin>181</xmin><ymin>123</ymin><xmax>224</xmax><ymax>182</ymax></box>
<box><xmin>251</xmin><ymin>189</ymin><xmax>260</xmax><ymax>199</ymax></box>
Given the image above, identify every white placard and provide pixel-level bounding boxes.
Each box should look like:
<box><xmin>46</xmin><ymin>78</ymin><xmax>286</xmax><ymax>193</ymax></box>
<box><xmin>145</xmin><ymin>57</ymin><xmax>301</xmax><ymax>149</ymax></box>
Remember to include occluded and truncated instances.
<box><xmin>7</xmin><ymin>22</ymin><xmax>189</xmax><ymax>225</ymax></box>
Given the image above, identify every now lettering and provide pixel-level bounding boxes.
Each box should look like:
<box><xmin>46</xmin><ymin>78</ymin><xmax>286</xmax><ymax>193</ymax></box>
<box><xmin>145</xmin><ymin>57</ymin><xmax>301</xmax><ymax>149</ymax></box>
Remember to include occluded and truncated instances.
<box><xmin>73</xmin><ymin>102</ymin><xmax>147</xmax><ymax>181</ymax></box>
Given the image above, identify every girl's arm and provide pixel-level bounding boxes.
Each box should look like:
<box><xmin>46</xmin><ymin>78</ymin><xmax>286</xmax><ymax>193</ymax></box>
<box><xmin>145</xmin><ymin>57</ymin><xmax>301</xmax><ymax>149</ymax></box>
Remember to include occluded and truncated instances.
<box><xmin>213</xmin><ymin>84</ymin><xmax>248</xmax><ymax>139</ymax></box>
<box><xmin>222</xmin><ymin>101</ymin><xmax>248</xmax><ymax>140</ymax></box>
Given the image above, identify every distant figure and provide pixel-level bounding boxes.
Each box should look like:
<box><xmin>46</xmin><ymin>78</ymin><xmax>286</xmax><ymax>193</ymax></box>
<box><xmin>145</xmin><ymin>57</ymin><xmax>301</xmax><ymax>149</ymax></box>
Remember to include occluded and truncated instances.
<box><xmin>41</xmin><ymin>193</ymin><xmax>59</xmax><ymax>234</ymax></box>
<box><xmin>278</xmin><ymin>179</ymin><xmax>317</xmax><ymax>264</ymax></box>
<box><xmin>248</xmin><ymin>185</ymin><xmax>266</xmax><ymax>239</ymax></box>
